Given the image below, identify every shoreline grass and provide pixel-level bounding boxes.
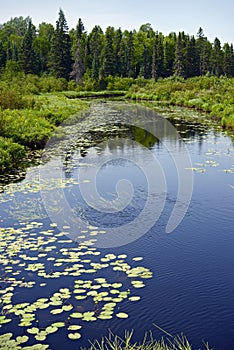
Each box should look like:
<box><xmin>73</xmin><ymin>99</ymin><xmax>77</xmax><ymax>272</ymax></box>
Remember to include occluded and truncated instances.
<box><xmin>125</xmin><ymin>75</ymin><xmax>234</xmax><ymax>130</ymax></box>
<box><xmin>86</xmin><ymin>330</ymin><xmax>211</xmax><ymax>350</ymax></box>
<box><xmin>1</xmin><ymin>74</ymin><xmax>234</xmax><ymax>175</ymax></box>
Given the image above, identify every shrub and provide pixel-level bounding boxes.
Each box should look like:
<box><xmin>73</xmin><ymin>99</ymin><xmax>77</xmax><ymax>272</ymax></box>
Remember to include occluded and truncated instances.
<box><xmin>0</xmin><ymin>109</ymin><xmax>54</xmax><ymax>148</ymax></box>
<box><xmin>0</xmin><ymin>137</ymin><xmax>25</xmax><ymax>172</ymax></box>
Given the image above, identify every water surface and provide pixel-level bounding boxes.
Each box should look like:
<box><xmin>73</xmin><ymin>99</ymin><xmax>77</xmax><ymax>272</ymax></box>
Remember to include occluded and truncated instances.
<box><xmin>0</xmin><ymin>102</ymin><xmax>233</xmax><ymax>349</ymax></box>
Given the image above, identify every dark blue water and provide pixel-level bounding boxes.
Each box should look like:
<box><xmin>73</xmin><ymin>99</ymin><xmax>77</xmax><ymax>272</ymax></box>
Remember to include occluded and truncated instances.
<box><xmin>0</xmin><ymin>103</ymin><xmax>233</xmax><ymax>349</ymax></box>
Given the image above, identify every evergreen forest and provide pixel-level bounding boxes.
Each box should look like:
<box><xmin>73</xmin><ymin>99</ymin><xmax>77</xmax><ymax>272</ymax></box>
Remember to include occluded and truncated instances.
<box><xmin>0</xmin><ymin>9</ymin><xmax>234</xmax><ymax>88</ymax></box>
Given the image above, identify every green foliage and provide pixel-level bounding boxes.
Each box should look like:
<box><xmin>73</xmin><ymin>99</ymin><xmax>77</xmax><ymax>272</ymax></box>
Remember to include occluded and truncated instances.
<box><xmin>0</xmin><ymin>137</ymin><xmax>25</xmax><ymax>171</ymax></box>
<box><xmin>0</xmin><ymin>13</ymin><xmax>234</xmax><ymax>85</ymax></box>
<box><xmin>0</xmin><ymin>74</ymin><xmax>89</xmax><ymax>173</ymax></box>
<box><xmin>106</xmin><ymin>76</ymin><xmax>134</xmax><ymax>90</ymax></box>
<box><xmin>48</xmin><ymin>9</ymin><xmax>72</xmax><ymax>79</ymax></box>
<box><xmin>127</xmin><ymin>75</ymin><xmax>234</xmax><ymax>129</ymax></box>
<box><xmin>0</xmin><ymin>109</ymin><xmax>53</xmax><ymax>148</ymax></box>
<box><xmin>0</xmin><ymin>86</ymin><xmax>23</xmax><ymax>109</ymax></box>
<box><xmin>19</xmin><ymin>19</ymin><xmax>37</xmax><ymax>74</ymax></box>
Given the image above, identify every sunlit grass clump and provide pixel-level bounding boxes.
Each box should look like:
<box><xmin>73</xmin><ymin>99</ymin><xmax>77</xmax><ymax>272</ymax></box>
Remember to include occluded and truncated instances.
<box><xmin>88</xmin><ymin>330</ymin><xmax>211</xmax><ymax>350</ymax></box>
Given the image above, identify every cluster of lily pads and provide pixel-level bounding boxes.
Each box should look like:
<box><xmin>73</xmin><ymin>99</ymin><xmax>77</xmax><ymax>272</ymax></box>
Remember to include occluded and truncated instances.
<box><xmin>0</xmin><ymin>221</ymin><xmax>152</xmax><ymax>348</ymax></box>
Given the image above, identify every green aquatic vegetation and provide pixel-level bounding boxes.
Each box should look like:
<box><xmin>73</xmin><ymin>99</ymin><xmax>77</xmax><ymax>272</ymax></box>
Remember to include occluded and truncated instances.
<box><xmin>116</xmin><ymin>312</ymin><xmax>129</xmax><ymax>319</ymax></box>
<box><xmin>0</xmin><ymin>220</ymin><xmax>153</xmax><ymax>346</ymax></box>
<box><xmin>0</xmin><ymin>91</ymin><xmax>89</xmax><ymax>174</ymax></box>
<box><xmin>68</xmin><ymin>332</ymin><xmax>82</xmax><ymax>340</ymax></box>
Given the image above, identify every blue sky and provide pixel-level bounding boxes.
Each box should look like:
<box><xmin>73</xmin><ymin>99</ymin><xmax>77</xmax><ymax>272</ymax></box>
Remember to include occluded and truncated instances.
<box><xmin>0</xmin><ymin>0</ymin><xmax>233</xmax><ymax>44</ymax></box>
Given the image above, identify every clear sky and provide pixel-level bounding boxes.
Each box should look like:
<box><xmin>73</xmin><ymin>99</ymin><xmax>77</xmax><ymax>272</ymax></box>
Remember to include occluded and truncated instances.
<box><xmin>0</xmin><ymin>0</ymin><xmax>233</xmax><ymax>44</ymax></box>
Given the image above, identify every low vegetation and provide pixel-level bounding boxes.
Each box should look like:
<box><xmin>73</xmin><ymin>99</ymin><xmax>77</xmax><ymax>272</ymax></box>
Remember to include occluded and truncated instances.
<box><xmin>88</xmin><ymin>330</ymin><xmax>210</xmax><ymax>350</ymax></box>
<box><xmin>0</xmin><ymin>72</ymin><xmax>234</xmax><ymax>173</ymax></box>
<box><xmin>124</xmin><ymin>75</ymin><xmax>234</xmax><ymax>129</ymax></box>
<box><xmin>0</xmin><ymin>74</ymin><xmax>89</xmax><ymax>172</ymax></box>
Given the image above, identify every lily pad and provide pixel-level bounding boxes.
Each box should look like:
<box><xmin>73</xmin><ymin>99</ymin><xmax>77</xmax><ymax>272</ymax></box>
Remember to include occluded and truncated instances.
<box><xmin>116</xmin><ymin>312</ymin><xmax>129</xmax><ymax>319</ymax></box>
<box><xmin>45</xmin><ymin>326</ymin><xmax>58</xmax><ymax>334</ymax></box>
<box><xmin>27</xmin><ymin>327</ymin><xmax>40</xmax><ymax>335</ymax></box>
<box><xmin>68</xmin><ymin>325</ymin><xmax>82</xmax><ymax>331</ymax></box>
<box><xmin>132</xmin><ymin>257</ymin><xmax>143</xmax><ymax>261</ymax></box>
<box><xmin>35</xmin><ymin>333</ymin><xmax>47</xmax><ymax>341</ymax></box>
<box><xmin>16</xmin><ymin>335</ymin><xmax>29</xmax><ymax>344</ymax></box>
<box><xmin>68</xmin><ymin>332</ymin><xmax>81</xmax><ymax>340</ymax></box>
<box><xmin>128</xmin><ymin>296</ymin><xmax>141</xmax><ymax>302</ymax></box>
<box><xmin>70</xmin><ymin>312</ymin><xmax>83</xmax><ymax>318</ymax></box>
<box><xmin>50</xmin><ymin>308</ymin><xmax>64</xmax><ymax>315</ymax></box>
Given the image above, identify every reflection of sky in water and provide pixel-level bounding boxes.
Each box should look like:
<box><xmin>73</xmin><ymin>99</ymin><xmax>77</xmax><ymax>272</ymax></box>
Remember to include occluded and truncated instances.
<box><xmin>0</xmin><ymin>104</ymin><xmax>233</xmax><ymax>349</ymax></box>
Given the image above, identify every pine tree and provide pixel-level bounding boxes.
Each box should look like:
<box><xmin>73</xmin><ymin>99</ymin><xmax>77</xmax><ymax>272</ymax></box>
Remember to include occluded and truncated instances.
<box><xmin>126</xmin><ymin>31</ymin><xmax>134</xmax><ymax>78</ymax></box>
<box><xmin>70</xmin><ymin>18</ymin><xmax>85</xmax><ymax>84</ymax></box>
<box><xmin>89</xmin><ymin>25</ymin><xmax>104</xmax><ymax>80</ymax></box>
<box><xmin>49</xmin><ymin>9</ymin><xmax>72</xmax><ymax>79</ymax></box>
<box><xmin>163</xmin><ymin>36</ymin><xmax>176</xmax><ymax>78</ymax></box>
<box><xmin>185</xmin><ymin>36</ymin><xmax>199</xmax><ymax>77</ymax></box>
<box><xmin>196</xmin><ymin>27</ymin><xmax>211</xmax><ymax>75</ymax></box>
<box><xmin>173</xmin><ymin>33</ymin><xmax>185</xmax><ymax>77</ymax></box>
<box><xmin>152</xmin><ymin>33</ymin><xmax>164</xmax><ymax>80</ymax></box>
<box><xmin>113</xmin><ymin>28</ymin><xmax>123</xmax><ymax>76</ymax></box>
<box><xmin>223</xmin><ymin>43</ymin><xmax>234</xmax><ymax>77</ymax></box>
<box><xmin>19</xmin><ymin>19</ymin><xmax>37</xmax><ymax>74</ymax></box>
<box><xmin>102</xmin><ymin>26</ymin><xmax>115</xmax><ymax>78</ymax></box>
<box><xmin>211</xmin><ymin>37</ymin><xmax>223</xmax><ymax>77</ymax></box>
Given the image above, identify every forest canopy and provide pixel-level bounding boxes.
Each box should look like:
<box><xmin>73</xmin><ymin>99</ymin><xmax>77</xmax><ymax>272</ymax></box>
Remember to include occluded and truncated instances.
<box><xmin>0</xmin><ymin>9</ymin><xmax>234</xmax><ymax>89</ymax></box>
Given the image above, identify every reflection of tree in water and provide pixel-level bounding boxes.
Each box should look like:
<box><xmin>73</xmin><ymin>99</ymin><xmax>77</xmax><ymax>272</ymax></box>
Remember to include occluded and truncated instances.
<box><xmin>61</xmin><ymin>124</ymin><xmax>160</xmax><ymax>176</ymax></box>
<box><xmin>61</xmin><ymin>117</ymin><xmax>212</xmax><ymax>177</ymax></box>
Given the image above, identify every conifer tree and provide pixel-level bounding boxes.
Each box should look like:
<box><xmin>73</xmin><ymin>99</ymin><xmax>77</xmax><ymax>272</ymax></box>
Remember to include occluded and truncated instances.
<box><xmin>70</xmin><ymin>18</ymin><xmax>85</xmax><ymax>84</ymax></box>
<box><xmin>223</xmin><ymin>43</ymin><xmax>234</xmax><ymax>77</ymax></box>
<box><xmin>49</xmin><ymin>9</ymin><xmax>72</xmax><ymax>79</ymax></box>
<box><xmin>185</xmin><ymin>36</ymin><xmax>199</xmax><ymax>77</ymax></box>
<box><xmin>102</xmin><ymin>26</ymin><xmax>115</xmax><ymax>77</ymax></box>
<box><xmin>126</xmin><ymin>31</ymin><xmax>134</xmax><ymax>78</ymax></box>
<box><xmin>163</xmin><ymin>36</ymin><xmax>176</xmax><ymax>77</ymax></box>
<box><xmin>89</xmin><ymin>26</ymin><xmax>103</xmax><ymax>80</ymax></box>
<box><xmin>196</xmin><ymin>27</ymin><xmax>209</xmax><ymax>75</ymax></box>
<box><xmin>20</xmin><ymin>19</ymin><xmax>37</xmax><ymax>74</ymax></box>
<box><xmin>113</xmin><ymin>28</ymin><xmax>123</xmax><ymax>77</ymax></box>
<box><xmin>152</xmin><ymin>33</ymin><xmax>164</xmax><ymax>80</ymax></box>
<box><xmin>211</xmin><ymin>37</ymin><xmax>223</xmax><ymax>77</ymax></box>
<box><xmin>173</xmin><ymin>33</ymin><xmax>185</xmax><ymax>77</ymax></box>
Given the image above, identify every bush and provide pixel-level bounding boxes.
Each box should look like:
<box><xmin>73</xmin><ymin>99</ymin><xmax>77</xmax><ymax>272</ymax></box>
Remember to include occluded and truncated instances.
<box><xmin>0</xmin><ymin>109</ymin><xmax>54</xmax><ymax>148</ymax></box>
<box><xmin>0</xmin><ymin>137</ymin><xmax>25</xmax><ymax>172</ymax></box>
<box><xmin>106</xmin><ymin>76</ymin><xmax>135</xmax><ymax>91</ymax></box>
<box><xmin>126</xmin><ymin>76</ymin><xmax>234</xmax><ymax>129</ymax></box>
<box><xmin>0</xmin><ymin>87</ymin><xmax>23</xmax><ymax>109</ymax></box>
<box><xmin>37</xmin><ymin>76</ymin><xmax>68</xmax><ymax>92</ymax></box>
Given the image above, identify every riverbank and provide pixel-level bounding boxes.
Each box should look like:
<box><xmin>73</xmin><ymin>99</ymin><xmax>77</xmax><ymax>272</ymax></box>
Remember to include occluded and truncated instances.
<box><xmin>0</xmin><ymin>76</ymin><xmax>90</xmax><ymax>172</ymax></box>
<box><xmin>125</xmin><ymin>75</ymin><xmax>234</xmax><ymax>130</ymax></box>
<box><xmin>1</xmin><ymin>74</ymin><xmax>234</xmax><ymax>174</ymax></box>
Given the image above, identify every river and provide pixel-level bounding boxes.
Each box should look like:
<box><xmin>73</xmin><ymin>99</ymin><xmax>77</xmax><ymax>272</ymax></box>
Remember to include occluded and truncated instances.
<box><xmin>0</xmin><ymin>102</ymin><xmax>233</xmax><ymax>349</ymax></box>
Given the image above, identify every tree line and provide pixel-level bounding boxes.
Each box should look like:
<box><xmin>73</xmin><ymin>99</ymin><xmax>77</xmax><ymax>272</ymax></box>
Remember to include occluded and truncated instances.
<box><xmin>0</xmin><ymin>9</ymin><xmax>234</xmax><ymax>88</ymax></box>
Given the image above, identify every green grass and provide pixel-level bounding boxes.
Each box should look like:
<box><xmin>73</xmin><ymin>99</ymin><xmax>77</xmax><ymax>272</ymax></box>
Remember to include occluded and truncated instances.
<box><xmin>1</xmin><ymin>73</ymin><xmax>234</xmax><ymax>173</ymax></box>
<box><xmin>87</xmin><ymin>330</ymin><xmax>211</xmax><ymax>350</ymax></box>
<box><xmin>63</xmin><ymin>90</ymin><xmax>126</xmax><ymax>99</ymax></box>
<box><xmin>0</xmin><ymin>83</ymin><xmax>90</xmax><ymax>173</ymax></box>
<box><xmin>126</xmin><ymin>75</ymin><xmax>234</xmax><ymax>130</ymax></box>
